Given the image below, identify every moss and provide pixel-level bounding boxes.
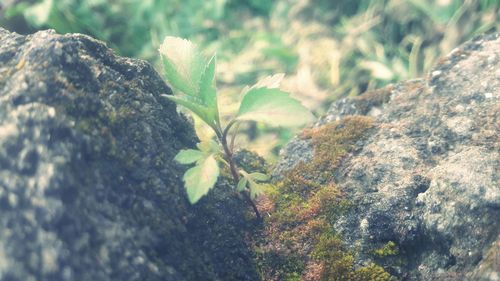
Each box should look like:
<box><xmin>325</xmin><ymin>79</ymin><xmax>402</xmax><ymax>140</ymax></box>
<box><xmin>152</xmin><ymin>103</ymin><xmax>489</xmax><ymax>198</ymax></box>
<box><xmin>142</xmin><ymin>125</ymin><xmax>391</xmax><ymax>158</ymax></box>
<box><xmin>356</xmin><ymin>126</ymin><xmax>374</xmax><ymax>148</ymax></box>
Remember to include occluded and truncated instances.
<box><xmin>256</xmin><ymin>116</ymin><xmax>395</xmax><ymax>280</ymax></box>
<box><xmin>285</xmin><ymin>272</ymin><xmax>302</xmax><ymax>281</ymax></box>
<box><xmin>234</xmin><ymin>149</ymin><xmax>269</xmax><ymax>174</ymax></box>
<box><xmin>255</xmin><ymin>250</ymin><xmax>306</xmax><ymax>281</ymax></box>
<box><xmin>353</xmin><ymin>264</ymin><xmax>392</xmax><ymax>281</ymax></box>
<box><xmin>310</xmin><ymin>231</ymin><xmax>392</xmax><ymax>281</ymax></box>
<box><xmin>372</xmin><ymin>241</ymin><xmax>399</xmax><ymax>258</ymax></box>
<box><xmin>299</xmin><ymin>115</ymin><xmax>374</xmax><ymax>183</ymax></box>
<box><xmin>311</xmin><ymin>232</ymin><xmax>352</xmax><ymax>267</ymax></box>
<box><xmin>351</xmin><ymin>86</ymin><xmax>393</xmax><ymax>115</ymax></box>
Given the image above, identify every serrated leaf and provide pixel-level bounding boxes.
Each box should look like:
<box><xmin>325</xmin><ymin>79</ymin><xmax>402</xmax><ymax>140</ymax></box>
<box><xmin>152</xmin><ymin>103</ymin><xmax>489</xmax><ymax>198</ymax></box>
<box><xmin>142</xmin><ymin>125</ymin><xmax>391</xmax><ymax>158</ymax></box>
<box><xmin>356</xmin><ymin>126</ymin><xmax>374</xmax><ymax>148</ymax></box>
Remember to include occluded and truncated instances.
<box><xmin>159</xmin><ymin>37</ymin><xmax>206</xmax><ymax>97</ymax></box>
<box><xmin>236</xmin><ymin>88</ymin><xmax>315</xmax><ymax>127</ymax></box>
<box><xmin>241</xmin><ymin>73</ymin><xmax>285</xmax><ymax>95</ymax></box>
<box><xmin>237</xmin><ymin>177</ymin><xmax>248</xmax><ymax>192</ymax></box>
<box><xmin>198</xmin><ymin>54</ymin><xmax>219</xmax><ymax>122</ymax></box>
<box><xmin>253</xmin><ymin>73</ymin><xmax>285</xmax><ymax>89</ymax></box>
<box><xmin>192</xmin><ymin>114</ymin><xmax>216</xmax><ymax>142</ymax></box>
<box><xmin>248</xmin><ymin>181</ymin><xmax>265</xmax><ymax>199</ymax></box>
<box><xmin>159</xmin><ymin>38</ymin><xmax>220</xmax><ymax>129</ymax></box>
<box><xmin>174</xmin><ymin>149</ymin><xmax>204</xmax><ymax>164</ymax></box>
<box><xmin>196</xmin><ymin>139</ymin><xmax>220</xmax><ymax>154</ymax></box>
<box><xmin>249</xmin><ymin>172</ymin><xmax>269</xmax><ymax>182</ymax></box>
<box><xmin>183</xmin><ymin>154</ymin><xmax>219</xmax><ymax>204</ymax></box>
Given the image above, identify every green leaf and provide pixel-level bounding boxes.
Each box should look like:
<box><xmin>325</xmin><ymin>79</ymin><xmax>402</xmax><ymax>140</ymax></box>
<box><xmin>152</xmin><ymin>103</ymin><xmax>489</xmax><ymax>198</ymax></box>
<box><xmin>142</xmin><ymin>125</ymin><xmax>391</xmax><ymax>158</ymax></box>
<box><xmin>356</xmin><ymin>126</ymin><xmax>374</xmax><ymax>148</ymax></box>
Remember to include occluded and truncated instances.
<box><xmin>159</xmin><ymin>38</ymin><xmax>220</xmax><ymax>129</ymax></box>
<box><xmin>248</xmin><ymin>181</ymin><xmax>265</xmax><ymax>199</ymax></box>
<box><xmin>183</xmin><ymin>154</ymin><xmax>220</xmax><ymax>204</ymax></box>
<box><xmin>249</xmin><ymin>172</ymin><xmax>269</xmax><ymax>182</ymax></box>
<box><xmin>252</xmin><ymin>73</ymin><xmax>285</xmax><ymax>89</ymax></box>
<box><xmin>236</xmin><ymin>88</ymin><xmax>315</xmax><ymax>127</ymax></box>
<box><xmin>161</xmin><ymin>94</ymin><xmax>216</xmax><ymax>128</ymax></box>
<box><xmin>196</xmin><ymin>139</ymin><xmax>220</xmax><ymax>154</ymax></box>
<box><xmin>241</xmin><ymin>73</ymin><xmax>285</xmax><ymax>95</ymax></box>
<box><xmin>159</xmin><ymin>37</ymin><xmax>206</xmax><ymax>97</ymax></box>
<box><xmin>174</xmin><ymin>149</ymin><xmax>204</xmax><ymax>164</ymax></box>
<box><xmin>237</xmin><ymin>177</ymin><xmax>248</xmax><ymax>192</ymax></box>
<box><xmin>198</xmin><ymin>54</ymin><xmax>219</xmax><ymax>122</ymax></box>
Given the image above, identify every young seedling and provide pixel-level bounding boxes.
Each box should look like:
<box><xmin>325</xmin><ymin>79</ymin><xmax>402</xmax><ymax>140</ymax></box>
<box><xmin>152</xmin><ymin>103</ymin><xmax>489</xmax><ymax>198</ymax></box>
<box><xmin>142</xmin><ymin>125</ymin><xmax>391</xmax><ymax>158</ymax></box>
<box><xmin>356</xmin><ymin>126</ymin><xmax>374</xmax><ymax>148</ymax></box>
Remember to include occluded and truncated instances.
<box><xmin>159</xmin><ymin>37</ymin><xmax>314</xmax><ymax>219</ymax></box>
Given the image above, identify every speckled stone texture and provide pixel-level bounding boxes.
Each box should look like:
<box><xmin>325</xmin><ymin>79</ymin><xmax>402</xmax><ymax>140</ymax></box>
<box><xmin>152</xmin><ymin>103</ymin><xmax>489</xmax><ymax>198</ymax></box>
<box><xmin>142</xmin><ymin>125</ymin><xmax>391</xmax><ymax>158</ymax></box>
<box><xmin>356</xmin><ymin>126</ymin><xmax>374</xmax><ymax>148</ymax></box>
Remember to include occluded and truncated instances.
<box><xmin>276</xmin><ymin>33</ymin><xmax>499</xmax><ymax>280</ymax></box>
<box><xmin>0</xmin><ymin>28</ymin><xmax>258</xmax><ymax>281</ymax></box>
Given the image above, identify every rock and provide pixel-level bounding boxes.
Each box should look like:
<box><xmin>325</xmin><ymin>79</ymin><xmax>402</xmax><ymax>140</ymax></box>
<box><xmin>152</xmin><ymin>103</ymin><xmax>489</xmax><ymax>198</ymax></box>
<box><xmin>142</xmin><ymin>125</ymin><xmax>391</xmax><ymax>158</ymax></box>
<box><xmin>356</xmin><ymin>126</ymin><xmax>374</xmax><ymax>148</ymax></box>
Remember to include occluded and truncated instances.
<box><xmin>272</xmin><ymin>86</ymin><xmax>392</xmax><ymax>179</ymax></box>
<box><xmin>0</xmin><ymin>28</ymin><xmax>258</xmax><ymax>281</ymax></box>
<box><xmin>275</xmin><ymin>33</ymin><xmax>499</xmax><ymax>280</ymax></box>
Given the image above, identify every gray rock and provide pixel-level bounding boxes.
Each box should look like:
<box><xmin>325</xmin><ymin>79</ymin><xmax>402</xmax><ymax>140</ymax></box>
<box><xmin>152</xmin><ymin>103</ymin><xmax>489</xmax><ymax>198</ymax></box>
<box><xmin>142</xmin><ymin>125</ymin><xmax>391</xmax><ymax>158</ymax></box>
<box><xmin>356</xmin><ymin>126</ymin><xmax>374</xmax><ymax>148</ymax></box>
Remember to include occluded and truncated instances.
<box><xmin>0</xmin><ymin>28</ymin><xmax>258</xmax><ymax>281</ymax></box>
<box><xmin>275</xmin><ymin>33</ymin><xmax>500</xmax><ymax>280</ymax></box>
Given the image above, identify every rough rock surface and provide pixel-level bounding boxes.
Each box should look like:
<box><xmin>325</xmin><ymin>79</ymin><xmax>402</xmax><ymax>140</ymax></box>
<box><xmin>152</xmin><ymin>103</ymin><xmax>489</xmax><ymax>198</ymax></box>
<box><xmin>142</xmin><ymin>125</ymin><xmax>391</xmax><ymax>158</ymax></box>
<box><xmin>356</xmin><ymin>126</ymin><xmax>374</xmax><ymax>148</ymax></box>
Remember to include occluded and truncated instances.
<box><xmin>0</xmin><ymin>28</ymin><xmax>258</xmax><ymax>281</ymax></box>
<box><xmin>276</xmin><ymin>33</ymin><xmax>499</xmax><ymax>280</ymax></box>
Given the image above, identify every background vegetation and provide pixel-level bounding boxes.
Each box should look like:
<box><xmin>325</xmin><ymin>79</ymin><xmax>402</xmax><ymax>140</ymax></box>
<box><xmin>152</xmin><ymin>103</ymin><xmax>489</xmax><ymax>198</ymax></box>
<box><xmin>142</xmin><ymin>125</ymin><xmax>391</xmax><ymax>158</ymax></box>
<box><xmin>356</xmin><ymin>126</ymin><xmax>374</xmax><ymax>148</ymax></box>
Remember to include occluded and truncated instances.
<box><xmin>1</xmin><ymin>0</ymin><xmax>498</xmax><ymax>159</ymax></box>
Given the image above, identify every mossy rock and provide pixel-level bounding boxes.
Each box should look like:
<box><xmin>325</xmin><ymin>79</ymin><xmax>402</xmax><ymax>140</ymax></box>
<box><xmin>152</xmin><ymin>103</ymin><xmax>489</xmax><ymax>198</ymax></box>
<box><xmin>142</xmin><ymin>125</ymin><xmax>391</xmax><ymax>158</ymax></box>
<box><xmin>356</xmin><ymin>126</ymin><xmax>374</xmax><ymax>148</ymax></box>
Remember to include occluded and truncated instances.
<box><xmin>256</xmin><ymin>116</ymin><xmax>394</xmax><ymax>280</ymax></box>
<box><xmin>271</xmin><ymin>33</ymin><xmax>500</xmax><ymax>280</ymax></box>
<box><xmin>0</xmin><ymin>28</ymin><xmax>258</xmax><ymax>281</ymax></box>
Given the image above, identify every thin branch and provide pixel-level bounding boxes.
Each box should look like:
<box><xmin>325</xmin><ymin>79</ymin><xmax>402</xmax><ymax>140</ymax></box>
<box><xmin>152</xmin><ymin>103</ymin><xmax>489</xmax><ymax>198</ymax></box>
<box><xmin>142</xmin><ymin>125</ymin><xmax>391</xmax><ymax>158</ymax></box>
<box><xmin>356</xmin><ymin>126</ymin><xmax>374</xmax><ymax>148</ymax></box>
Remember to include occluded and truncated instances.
<box><xmin>222</xmin><ymin>119</ymin><xmax>237</xmax><ymax>148</ymax></box>
<box><xmin>218</xmin><ymin>119</ymin><xmax>261</xmax><ymax>220</ymax></box>
<box><xmin>229</xmin><ymin>122</ymin><xmax>242</xmax><ymax>153</ymax></box>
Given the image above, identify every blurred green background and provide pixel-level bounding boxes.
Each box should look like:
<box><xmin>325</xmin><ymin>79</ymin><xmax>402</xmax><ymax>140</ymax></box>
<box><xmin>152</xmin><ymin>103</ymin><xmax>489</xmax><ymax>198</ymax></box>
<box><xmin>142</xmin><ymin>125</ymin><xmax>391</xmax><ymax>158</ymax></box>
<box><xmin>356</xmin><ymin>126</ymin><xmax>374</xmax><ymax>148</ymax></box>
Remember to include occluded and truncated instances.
<box><xmin>1</xmin><ymin>0</ymin><xmax>498</xmax><ymax>159</ymax></box>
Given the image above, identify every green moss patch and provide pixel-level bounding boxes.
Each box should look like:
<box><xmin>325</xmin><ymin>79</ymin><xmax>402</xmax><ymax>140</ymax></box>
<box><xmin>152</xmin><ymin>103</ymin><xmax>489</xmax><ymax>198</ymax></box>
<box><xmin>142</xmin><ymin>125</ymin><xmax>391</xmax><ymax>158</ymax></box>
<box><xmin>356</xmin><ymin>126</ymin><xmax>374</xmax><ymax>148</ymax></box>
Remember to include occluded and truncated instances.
<box><xmin>372</xmin><ymin>241</ymin><xmax>399</xmax><ymax>258</ymax></box>
<box><xmin>256</xmin><ymin>116</ymin><xmax>393</xmax><ymax>280</ymax></box>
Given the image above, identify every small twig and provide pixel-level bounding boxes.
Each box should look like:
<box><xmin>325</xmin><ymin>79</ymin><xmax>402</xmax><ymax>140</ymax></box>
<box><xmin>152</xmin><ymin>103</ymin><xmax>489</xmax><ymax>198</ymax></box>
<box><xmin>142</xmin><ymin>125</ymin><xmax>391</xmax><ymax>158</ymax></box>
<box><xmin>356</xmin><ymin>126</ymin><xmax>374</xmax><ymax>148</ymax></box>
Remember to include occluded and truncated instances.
<box><xmin>242</xmin><ymin>191</ymin><xmax>262</xmax><ymax>221</ymax></box>
<box><xmin>219</xmin><ymin>120</ymin><xmax>261</xmax><ymax>220</ymax></box>
<box><xmin>229</xmin><ymin>122</ymin><xmax>242</xmax><ymax>153</ymax></box>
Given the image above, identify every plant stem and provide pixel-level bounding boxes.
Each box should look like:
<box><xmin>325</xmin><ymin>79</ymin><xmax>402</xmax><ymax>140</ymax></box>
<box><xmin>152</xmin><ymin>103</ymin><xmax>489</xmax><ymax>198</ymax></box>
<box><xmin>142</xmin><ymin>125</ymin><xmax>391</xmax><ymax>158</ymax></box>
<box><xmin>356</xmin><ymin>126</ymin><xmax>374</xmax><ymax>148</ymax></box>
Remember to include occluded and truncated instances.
<box><xmin>219</xmin><ymin>122</ymin><xmax>262</xmax><ymax>220</ymax></box>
